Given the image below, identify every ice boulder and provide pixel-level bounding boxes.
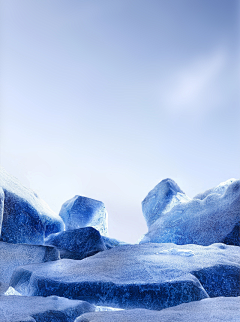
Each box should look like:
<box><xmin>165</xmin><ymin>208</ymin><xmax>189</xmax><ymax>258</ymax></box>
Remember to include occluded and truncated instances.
<box><xmin>45</xmin><ymin>227</ymin><xmax>107</xmax><ymax>260</ymax></box>
<box><xmin>0</xmin><ymin>167</ymin><xmax>64</xmax><ymax>244</ymax></box>
<box><xmin>10</xmin><ymin>243</ymin><xmax>240</xmax><ymax>310</ymax></box>
<box><xmin>141</xmin><ymin>178</ymin><xmax>240</xmax><ymax>246</ymax></box>
<box><xmin>142</xmin><ymin>178</ymin><xmax>191</xmax><ymax>228</ymax></box>
<box><xmin>59</xmin><ymin>195</ymin><xmax>108</xmax><ymax>236</ymax></box>
<box><xmin>76</xmin><ymin>296</ymin><xmax>240</xmax><ymax>322</ymax></box>
<box><xmin>0</xmin><ymin>241</ymin><xmax>59</xmax><ymax>294</ymax></box>
<box><xmin>0</xmin><ymin>295</ymin><xmax>95</xmax><ymax>322</ymax></box>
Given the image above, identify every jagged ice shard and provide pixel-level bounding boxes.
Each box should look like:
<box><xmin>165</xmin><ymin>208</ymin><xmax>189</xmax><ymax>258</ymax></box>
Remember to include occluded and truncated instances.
<box><xmin>59</xmin><ymin>195</ymin><xmax>108</xmax><ymax>236</ymax></box>
<box><xmin>141</xmin><ymin>178</ymin><xmax>240</xmax><ymax>246</ymax></box>
<box><xmin>0</xmin><ymin>167</ymin><xmax>64</xmax><ymax>244</ymax></box>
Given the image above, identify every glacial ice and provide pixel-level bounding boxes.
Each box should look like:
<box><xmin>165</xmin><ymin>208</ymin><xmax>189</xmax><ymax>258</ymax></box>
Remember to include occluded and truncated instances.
<box><xmin>45</xmin><ymin>227</ymin><xmax>106</xmax><ymax>260</ymax></box>
<box><xmin>142</xmin><ymin>178</ymin><xmax>190</xmax><ymax>228</ymax></box>
<box><xmin>0</xmin><ymin>295</ymin><xmax>95</xmax><ymax>322</ymax></box>
<box><xmin>141</xmin><ymin>178</ymin><xmax>240</xmax><ymax>246</ymax></box>
<box><xmin>0</xmin><ymin>187</ymin><xmax>4</xmax><ymax>236</ymax></box>
<box><xmin>76</xmin><ymin>296</ymin><xmax>240</xmax><ymax>322</ymax></box>
<box><xmin>156</xmin><ymin>248</ymin><xmax>195</xmax><ymax>257</ymax></box>
<box><xmin>9</xmin><ymin>243</ymin><xmax>240</xmax><ymax>310</ymax></box>
<box><xmin>1</xmin><ymin>168</ymin><xmax>239</xmax><ymax>320</ymax></box>
<box><xmin>194</xmin><ymin>178</ymin><xmax>236</xmax><ymax>200</ymax></box>
<box><xmin>0</xmin><ymin>241</ymin><xmax>59</xmax><ymax>294</ymax></box>
<box><xmin>4</xmin><ymin>286</ymin><xmax>22</xmax><ymax>296</ymax></box>
<box><xmin>0</xmin><ymin>167</ymin><xmax>64</xmax><ymax>244</ymax></box>
<box><xmin>101</xmin><ymin>236</ymin><xmax>128</xmax><ymax>249</ymax></box>
<box><xmin>59</xmin><ymin>195</ymin><xmax>108</xmax><ymax>236</ymax></box>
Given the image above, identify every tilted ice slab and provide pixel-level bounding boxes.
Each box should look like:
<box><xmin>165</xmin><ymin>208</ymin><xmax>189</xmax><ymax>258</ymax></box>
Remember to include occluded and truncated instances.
<box><xmin>0</xmin><ymin>241</ymin><xmax>59</xmax><ymax>294</ymax></box>
<box><xmin>141</xmin><ymin>178</ymin><xmax>240</xmax><ymax>246</ymax></box>
<box><xmin>76</xmin><ymin>296</ymin><xmax>240</xmax><ymax>322</ymax></box>
<box><xmin>59</xmin><ymin>195</ymin><xmax>108</xmax><ymax>236</ymax></box>
<box><xmin>45</xmin><ymin>227</ymin><xmax>106</xmax><ymax>260</ymax></box>
<box><xmin>0</xmin><ymin>167</ymin><xmax>64</xmax><ymax>244</ymax></box>
<box><xmin>10</xmin><ymin>243</ymin><xmax>240</xmax><ymax>310</ymax></box>
<box><xmin>0</xmin><ymin>295</ymin><xmax>95</xmax><ymax>322</ymax></box>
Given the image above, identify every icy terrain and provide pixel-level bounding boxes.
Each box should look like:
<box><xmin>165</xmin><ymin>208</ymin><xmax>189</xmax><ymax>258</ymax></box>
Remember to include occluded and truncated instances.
<box><xmin>0</xmin><ymin>167</ymin><xmax>64</xmax><ymax>244</ymax></box>
<box><xmin>141</xmin><ymin>178</ymin><xmax>240</xmax><ymax>246</ymax></box>
<box><xmin>76</xmin><ymin>297</ymin><xmax>240</xmax><ymax>322</ymax></box>
<box><xmin>0</xmin><ymin>241</ymin><xmax>59</xmax><ymax>294</ymax></box>
<box><xmin>0</xmin><ymin>171</ymin><xmax>239</xmax><ymax>321</ymax></box>
<box><xmin>0</xmin><ymin>295</ymin><xmax>95</xmax><ymax>322</ymax></box>
<box><xmin>10</xmin><ymin>243</ymin><xmax>240</xmax><ymax>309</ymax></box>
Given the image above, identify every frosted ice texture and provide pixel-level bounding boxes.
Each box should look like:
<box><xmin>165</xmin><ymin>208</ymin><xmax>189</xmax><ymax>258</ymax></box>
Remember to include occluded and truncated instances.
<box><xmin>101</xmin><ymin>236</ymin><xmax>128</xmax><ymax>249</ymax></box>
<box><xmin>0</xmin><ymin>188</ymin><xmax>4</xmax><ymax>236</ymax></box>
<box><xmin>76</xmin><ymin>297</ymin><xmax>240</xmax><ymax>322</ymax></box>
<box><xmin>141</xmin><ymin>178</ymin><xmax>240</xmax><ymax>246</ymax></box>
<box><xmin>0</xmin><ymin>295</ymin><xmax>95</xmax><ymax>322</ymax></box>
<box><xmin>10</xmin><ymin>243</ymin><xmax>240</xmax><ymax>310</ymax></box>
<box><xmin>45</xmin><ymin>227</ymin><xmax>106</xmax><ymax>260</ymax></box>
<box><xmin>59</xmin><ymin>195</ymin><xmax>108</xmax><ymax>236</ymax></box>
<box><xmin>4</xmin><ymin>287</ymin><xmax>22</xmax><ymax>296</ymax></box>
<box><xmin>194</xmin><ymin>178</ymin><xmax>236</xmax><ymax>200</ymax></box>
<box><xmin>142</xmin><ymin>178</ymin><xmax>191</xmax><ymax>228</ymax></box>
<box><xmin>0</xmin><ymin>241</ymin><xmax>59</xmax><ymax>294</ymax></box>
<box><xmin>0</xmin><ymin>167</ymin><xmax>64</xmax><ymax>244</ymax></box>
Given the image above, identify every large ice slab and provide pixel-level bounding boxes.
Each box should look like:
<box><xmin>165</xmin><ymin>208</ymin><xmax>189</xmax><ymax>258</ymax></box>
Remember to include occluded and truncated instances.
<box><xmin>59</xmin><ymin>195</ymin><xmax>108</xmax><ymax>236</ymax></box>
<box><xmin>76</xmin><ymin>296</ymin><xmax>240</xmax><ymax>322</ymax></box>
<box><xmin>0</xmin><ymin>241</ymin><xmax>59</xmax><ymax>294</ymax></box>
<box><xmin>141</xmin><ymin>178</ymin><xmax>240</xmax><ymax>246</ymax></box>
<box><xmin>0</xmin><ymin>167</ymin><xmax>64</xmax><ymax>244</ymax></box>
<box><xmin>10</xmin><ymin>243</ymin><xmax>240</xmax><ymax>310</ymax></box>
<box><xmin>0</xmin><ymin>295</ymin><xmax>95</xmax><ymax>322</ymax></box>
<box><xmin>45</xmin><ymin>227</ymin><xmax>106</xmax><ymax>260</ymax></box>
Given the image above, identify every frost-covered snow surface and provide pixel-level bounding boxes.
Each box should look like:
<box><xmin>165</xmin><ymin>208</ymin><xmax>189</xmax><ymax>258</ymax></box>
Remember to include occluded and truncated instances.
<box><xmin>0</xmin><ymin>295</ymin><xmax>95</xmax><ymax>322</ymax></box>
<box><xmin>76</xmin><ymin>297</ymin><xmax>240</xmax><ymax>322</ymax></box>
<box><xmin>141</xmin><ymin>178</ymin><xmax>240</xmax><ymax>246</ymax></box>
<box><xmin>10</xmin><ymin>243</ymin><xmax>240</xmax><ymax>310</ymax></box>
<box><xmin>59</xmin><ymin>195</ymin><xmax>108</xmax><ymax>236</ymax></box>
<box><xmin>0</xmin><ymin>241</ymin><xmax>59</xmax><ymax>294</ymax></box>
<box><xmin>0</xmin><ymin>167</ymin><xmax>64</xmax><ymax>244</ymax></box>
<box><xmin>45</xmin><ymin>227</ymin><xmax>106</xmax><ymax>260</ymax></box>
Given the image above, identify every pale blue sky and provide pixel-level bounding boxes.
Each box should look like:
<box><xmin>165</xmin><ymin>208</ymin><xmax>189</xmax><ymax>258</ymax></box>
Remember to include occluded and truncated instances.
<box><xmin>1</xmin><ymin>0</ymin><xmax>239</xmax><ymax>242</ymax></box>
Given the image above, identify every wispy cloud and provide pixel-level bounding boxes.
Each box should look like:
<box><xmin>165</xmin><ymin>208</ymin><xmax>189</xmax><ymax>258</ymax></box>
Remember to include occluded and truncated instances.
<box><xmin>162</xmin><ymin>48</ymin><xmax>227</xmax><ymax>114</ymax></box>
